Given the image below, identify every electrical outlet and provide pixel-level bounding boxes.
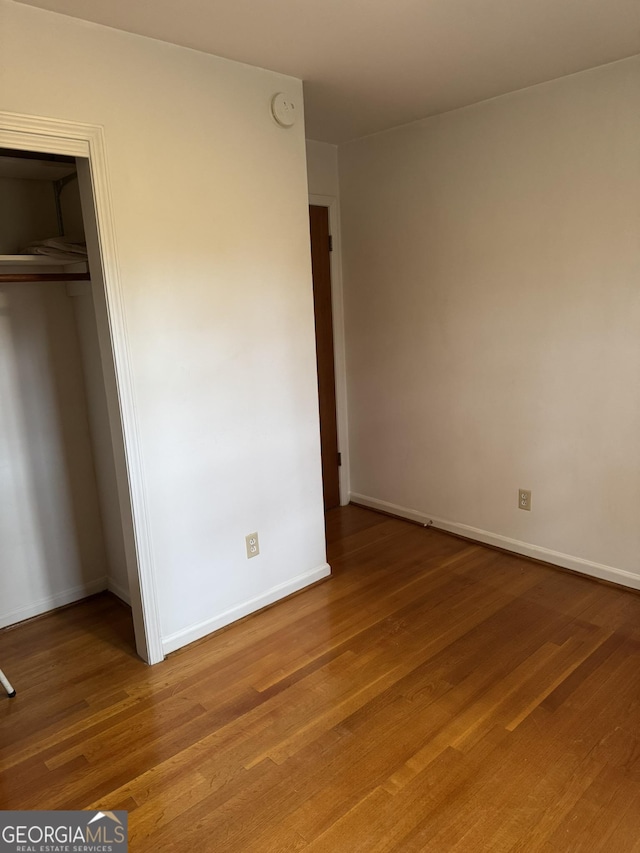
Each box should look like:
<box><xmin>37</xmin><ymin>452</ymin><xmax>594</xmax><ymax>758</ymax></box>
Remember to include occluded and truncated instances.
<box><xmin>245</xmin><ymin>532</ymin><xmax>260</xmax><ymax>558</ymax></box>
<box><xmin>518</xmin><ymin>489</ymin><xmax>531</xmax><ymax>511</ymax></box>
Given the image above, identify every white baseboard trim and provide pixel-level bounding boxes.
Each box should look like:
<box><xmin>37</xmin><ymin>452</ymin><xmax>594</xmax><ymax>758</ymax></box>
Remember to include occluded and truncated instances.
<box><xmin>107</xmin><ymin>578</ymin><xmax>131</xmax><ymax>606</ymax></box>
<box><xmin>0</xmin><ymin>577</ymin><xmax>108</xmax><ymax>630</ymax></box>
<box><xmin>350</xmin><ymin>493</ymin><xmax>433</xmax><ymax>527</ymax></box>
<box><xmin>350</xmin><ymin>493</ymin><xmax>640</xmax><ymax>592</ymax></box>
<box><xmin>161</xmin><ymin>562</ymin><xmax>332</xmax><ymax>655</ymax></box>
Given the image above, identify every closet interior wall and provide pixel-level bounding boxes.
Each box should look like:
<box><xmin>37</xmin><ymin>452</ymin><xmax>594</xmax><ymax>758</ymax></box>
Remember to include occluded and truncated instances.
<box><xmin>0</xmin><ymin>155</ymin><xmax>129</xmax><ymax>629</ymax></box>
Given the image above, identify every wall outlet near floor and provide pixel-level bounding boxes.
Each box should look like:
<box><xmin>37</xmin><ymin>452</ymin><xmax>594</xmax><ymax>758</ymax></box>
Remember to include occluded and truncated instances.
<box><xmin>245</xmin><ymin>532</ymin><xmax>260</xmax><ymax>558</ymax></box>
<box><xmin>518</xmin><ymin>489</ymin><xmax>532</xmax><ymax>511</ymax></box>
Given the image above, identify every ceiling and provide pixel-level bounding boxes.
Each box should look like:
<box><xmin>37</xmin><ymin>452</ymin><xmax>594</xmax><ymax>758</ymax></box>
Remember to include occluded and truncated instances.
<box><xmin>15</xmin><ymin>0</ymin><xmax>640</xmax><ymax>143</ymax></box>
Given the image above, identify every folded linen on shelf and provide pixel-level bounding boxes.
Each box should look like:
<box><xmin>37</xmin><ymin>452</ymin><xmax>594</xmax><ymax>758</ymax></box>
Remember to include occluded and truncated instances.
<box><xmin>19</xmin><ymin>236</ymin><xmax>88</xmax><ymax>261</ymax></box>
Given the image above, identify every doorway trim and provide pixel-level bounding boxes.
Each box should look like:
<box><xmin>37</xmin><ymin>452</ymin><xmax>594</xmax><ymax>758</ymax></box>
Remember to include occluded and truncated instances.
<box><xmin>0</xmin><ymin>110</ymin><xmax>164</xmax><ymax>664</ymax></box>
<box><xmin>309</xmin><ymin>193</ymin><xmax>350</xmax><ymax>505</ymax></box>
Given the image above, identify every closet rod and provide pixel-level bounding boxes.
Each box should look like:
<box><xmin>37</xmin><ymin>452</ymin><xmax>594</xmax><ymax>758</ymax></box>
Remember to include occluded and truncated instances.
<box><xmin>0</xmin><ymin>272</ymin><xmax>90</xmax><ymax>283</ymax></box>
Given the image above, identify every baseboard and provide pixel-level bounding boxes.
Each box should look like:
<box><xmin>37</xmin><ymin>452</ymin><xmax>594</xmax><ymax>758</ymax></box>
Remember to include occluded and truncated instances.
<box><xmin>161</xmin><ymin>562</ymin><xmax>332</xmax><ymax>655</ymax></box>
<box><xmin>0</xmin><ymin>577</ymin><xmax>108</xmax><ymax>630</ymax></box>
<box><xmin>350</xmin><ymin>493</ymin><xmax>640</xmax><ymax>592</ymax></box>
<box><xmin>107</xmin><ymin>578</ymin><xmax>131</xmax><ymax>606</ymax></box>
<box><xmin>350</xmin><ymin>493</ymin><xmax>432</xmax><ymax>527</ymax></box>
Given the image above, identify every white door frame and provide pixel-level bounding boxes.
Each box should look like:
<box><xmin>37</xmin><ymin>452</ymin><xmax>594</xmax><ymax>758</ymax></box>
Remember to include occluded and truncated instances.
<box><xmin>309</xmin><ymin>194</ymin><xmax>350</xmax><ymax>505</ymax></box>
<box><xmin>0</xmin><ymin>110</ymin><xmax>164</xmax><ymax>664</ymax></box>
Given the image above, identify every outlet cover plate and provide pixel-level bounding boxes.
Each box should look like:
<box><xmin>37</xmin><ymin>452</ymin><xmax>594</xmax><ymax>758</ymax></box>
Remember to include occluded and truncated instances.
<box><xmin>245</xmin><ymin>532</ymin><xmax>260</xmax><ymax>558</ymax></box>
<box><xmin>518</xmin><ymin>489</ymin><xmax>531</xmax><ymax>511</ymax></box>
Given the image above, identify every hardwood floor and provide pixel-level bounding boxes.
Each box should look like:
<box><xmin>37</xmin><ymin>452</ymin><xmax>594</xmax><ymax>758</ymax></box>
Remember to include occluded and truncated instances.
<box><xmin>2</xmin><ymin>505</ymin><xmax>640</xmax><ymax>850</ymax></box>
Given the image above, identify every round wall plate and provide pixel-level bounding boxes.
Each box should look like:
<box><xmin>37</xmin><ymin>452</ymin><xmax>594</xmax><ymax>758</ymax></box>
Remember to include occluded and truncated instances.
<box><xmin>271</xmin><ymin>93</ymin><xmax>297</xmax><ymax>128</ymax></box>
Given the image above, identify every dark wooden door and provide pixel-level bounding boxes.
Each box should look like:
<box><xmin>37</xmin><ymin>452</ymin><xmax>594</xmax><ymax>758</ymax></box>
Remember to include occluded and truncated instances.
<box><xmin>309</xmin><ymin>205</ymin><xmax>340</xmax><ymax>511</ymax></box>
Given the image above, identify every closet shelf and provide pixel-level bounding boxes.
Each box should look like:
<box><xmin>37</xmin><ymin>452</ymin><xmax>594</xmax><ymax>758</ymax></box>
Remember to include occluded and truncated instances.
<box><xmin>0</xmin><ymin>254</ymin><xmax>90</xmax><ymax>282</ymax></box>
<box><xmin>0</xmin><ymin>254</ymin><xmax>86</xmax><ymax>266</ymax></box>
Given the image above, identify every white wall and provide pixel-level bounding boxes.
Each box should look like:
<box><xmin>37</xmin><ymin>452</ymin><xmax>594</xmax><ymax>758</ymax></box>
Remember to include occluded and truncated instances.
<box><xmin>0</xmin><ymin>177</ymin><xmax>58</xmax><ymax>253</ymax></box>
<box><xmin>306</xmin><ymin>140</ymin><xmax>340</xmax><ymax>198</ymax></box>
<box><xmin>0</xmin><ymin>277</ymin><xmax>110</xmax><ymax>626</ymax></box>
<box><xmin>60</xmin><ymin>177</ymin><xmax>84</xmax><ymax>240</ymax></box>
<box><xmin>70</xmin><ymin>281</ymin><xmax>130</xmax><ymax>602</ymax></box>
<box><xmin>0</xmin><ymin>0</ymin><xmax>328</xmax><ymax>652</ymax></box>
<box><xmin>340</xmin><ymin>56</ymin><xmax>640</xmax><ymax>587</ymax></box>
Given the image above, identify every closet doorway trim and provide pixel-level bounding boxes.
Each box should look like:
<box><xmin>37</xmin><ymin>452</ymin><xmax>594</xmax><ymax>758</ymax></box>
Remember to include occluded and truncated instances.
<box><xmin>0</xmin><ymin>110</ymin><xmax>164</xmax><ymax>665</ymax></box>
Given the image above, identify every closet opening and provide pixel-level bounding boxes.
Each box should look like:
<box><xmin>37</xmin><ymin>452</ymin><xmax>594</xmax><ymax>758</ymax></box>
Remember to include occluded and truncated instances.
<box><xmin>0</xmin><ymin>146</ymin><xmax>144</xmax><ymax>664</ymax></box>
